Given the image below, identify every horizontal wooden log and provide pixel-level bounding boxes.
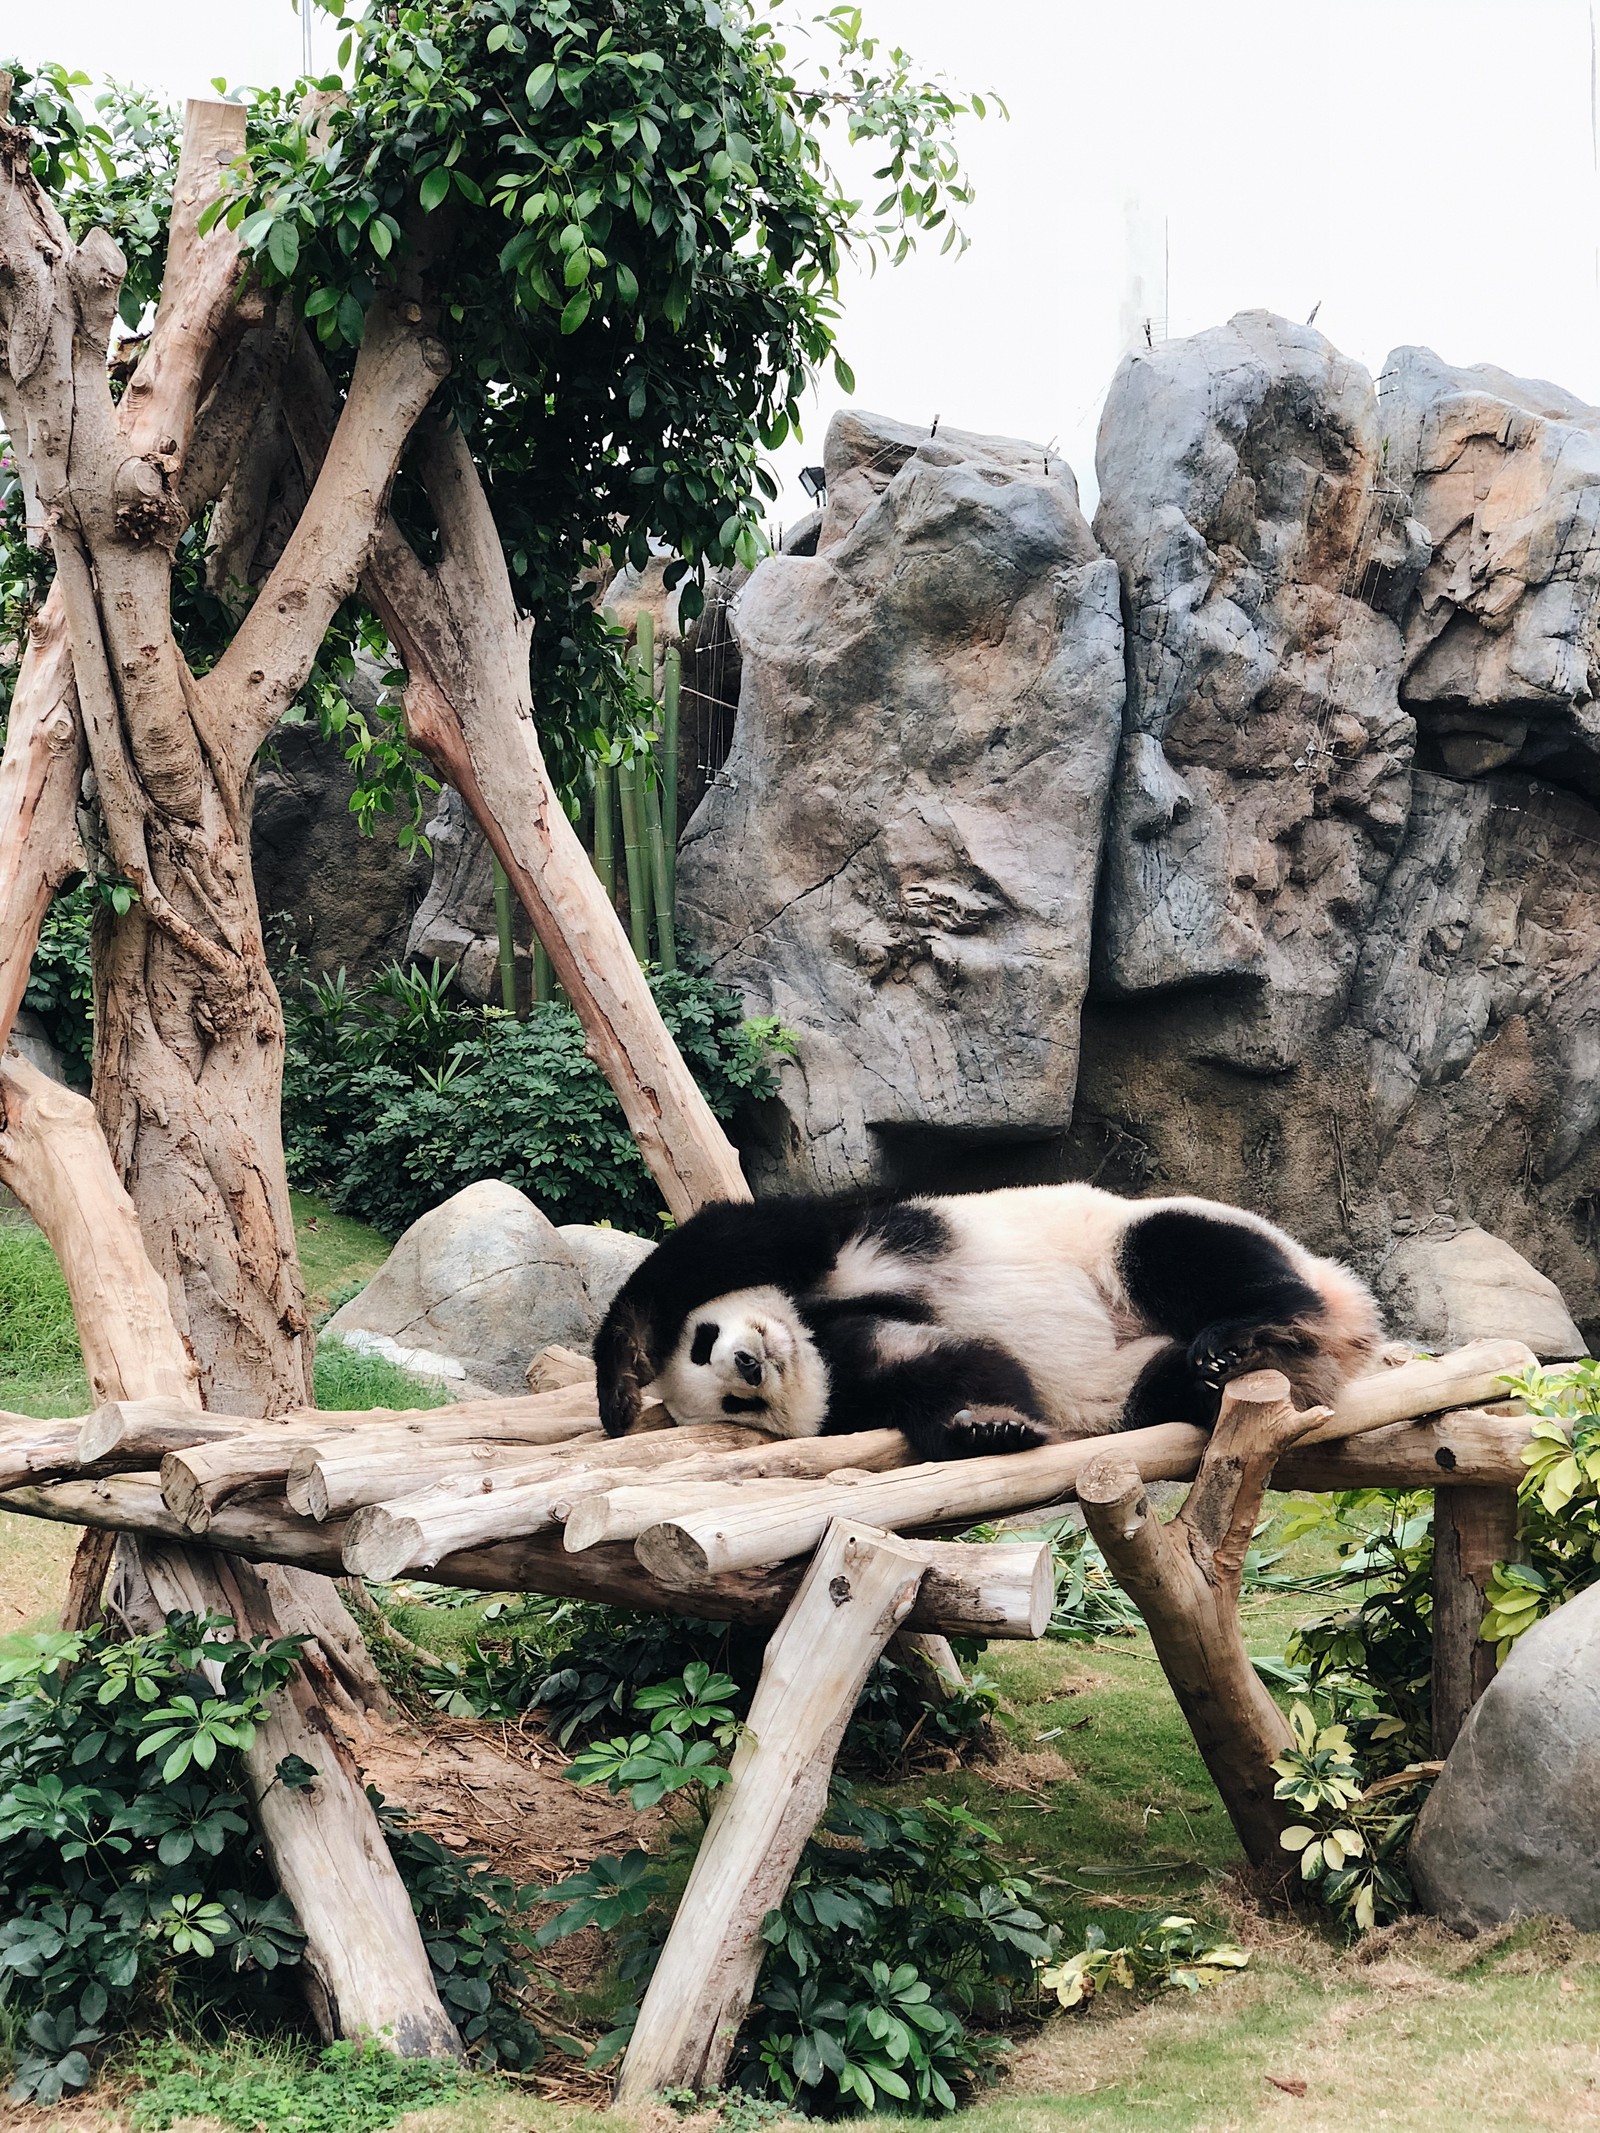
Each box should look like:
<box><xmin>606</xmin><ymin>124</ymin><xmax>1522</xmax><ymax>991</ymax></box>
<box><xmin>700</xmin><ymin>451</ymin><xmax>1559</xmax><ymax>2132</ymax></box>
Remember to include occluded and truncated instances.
<box><xmin>0</xmin><ymin>1474</ymin><xmax>1050</xmax><ymax>1637</ymax></box>
<box><xmin>1275</xmin><ymin>1409</ymin><xmax>1534</xmax><ymax>1490</ymax></box>
<box><xmin>290</xmin><ymin>1413</ymin><xmax>781</xmax><ymax>1524</ymax></box>
<box><xmin>339</xmin><ymin>1423</ymin><xmax>774</xmax><ymax>1579</ymax></box>
<box><xmin>0</xmin><ymin>1421</ymin><xmax>84</xmax><ymax>1492</ymax></box>
<box><xmin>629</xmin><ymin>1344</ymin><xmax>1544</xmax><ymax>1582</ymax></box>
<box><xmin>562</xmin><ymin>1434</ymin><xmax>915</xmax><ymax>1550</ymax></box>
<box><xmin>1297</xmin><ymin>1340</ymin><xmax>1536</xmax><ymax>1442</ymax></box>
<box><xmin>633</xmin><ymin>1421</ymin><xmax>1208</xmax><ymax>1584</ymax></box>
<box><xmin>526</xmin><ymin>1344</ymin><xmax>595</xmax><ymax>1391</ymax></box>
<box><xmin>157</xmin><ymin>1394</ymin><xmax>618</xmax><ymax>1533</ymax></box>
<box><xmin>80</xmin><ymin>1384</ymin><xmax>609</xmax><ymax>1465</ymax></box>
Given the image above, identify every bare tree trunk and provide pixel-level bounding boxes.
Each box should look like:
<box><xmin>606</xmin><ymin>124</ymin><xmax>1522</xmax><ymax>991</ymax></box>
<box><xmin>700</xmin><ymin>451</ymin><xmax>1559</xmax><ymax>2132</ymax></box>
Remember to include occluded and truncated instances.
<box><xmin>0</xmin><ymin>99</ymin><xmax>448</xmax><ymax>1416</ymax></box>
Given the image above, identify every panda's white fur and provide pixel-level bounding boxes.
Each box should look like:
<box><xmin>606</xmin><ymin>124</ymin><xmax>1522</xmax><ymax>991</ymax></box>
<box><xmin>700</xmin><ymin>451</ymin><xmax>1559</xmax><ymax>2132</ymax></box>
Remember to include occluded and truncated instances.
<box><xmin>639</xmin><ymin>1183</ymin><xmax>1381</xmax><ymax>1443</ymax></box>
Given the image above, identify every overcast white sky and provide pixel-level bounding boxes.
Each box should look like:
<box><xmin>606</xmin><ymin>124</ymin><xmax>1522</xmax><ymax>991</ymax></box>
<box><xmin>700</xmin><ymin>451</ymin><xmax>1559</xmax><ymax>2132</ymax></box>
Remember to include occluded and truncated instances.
<box><xmin>11</xmin><ymin>0</ymin><xmax>1600</xmax><ymax>525</ymax></box>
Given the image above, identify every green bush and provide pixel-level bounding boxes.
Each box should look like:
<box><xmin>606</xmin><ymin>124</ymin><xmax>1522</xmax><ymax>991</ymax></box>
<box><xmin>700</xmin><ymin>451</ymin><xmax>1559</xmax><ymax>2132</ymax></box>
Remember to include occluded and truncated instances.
<box><xmin>0</xmin><ymin>1616</ymin><xmax>311</xmax><ymax>2103</ymax></box>
<box><xmin>283</xmin><ymin>957</ymin><xmax>791</xmax><ymax>1235</ymax></box>
<box><xmin>0</xmin><ymin>1618</ymin><xmax>550</xmax><ymax>2102</ymax></box>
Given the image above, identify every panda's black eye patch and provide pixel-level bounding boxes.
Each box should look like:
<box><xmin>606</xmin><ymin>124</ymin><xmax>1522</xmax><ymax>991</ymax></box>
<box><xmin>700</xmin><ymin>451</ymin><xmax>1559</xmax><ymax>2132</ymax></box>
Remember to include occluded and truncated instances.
<box><xmin>690</xmin><ymin>1322</ymin><xmax>719</xmax><ymax>1367</ymax></box>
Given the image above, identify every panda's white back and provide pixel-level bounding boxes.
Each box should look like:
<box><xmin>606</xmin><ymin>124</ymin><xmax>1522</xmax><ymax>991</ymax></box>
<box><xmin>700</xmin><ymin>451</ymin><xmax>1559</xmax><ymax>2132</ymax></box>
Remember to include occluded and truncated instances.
<box><xmin>826</xmin><ymin>1182</ymin><xmax>1172</xmax><ymax>1435</ymax></box>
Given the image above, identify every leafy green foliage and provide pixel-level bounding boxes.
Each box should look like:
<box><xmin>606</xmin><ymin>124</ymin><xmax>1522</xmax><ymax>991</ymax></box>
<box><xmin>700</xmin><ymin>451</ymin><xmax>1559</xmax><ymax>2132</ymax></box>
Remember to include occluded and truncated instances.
<box><xmin>1037</xmin><ymin>1912</ymin><xmax>1249</xmax><ymax>2012</ymax></box>
<box><xmin>1268</xmin><ymin>1491</ymin><xmax>1437</xmax><ymax>1771</ymax></box>
<box><xmin>20</xmin><ymin>883</ymin><xmax>95</xmax><ymax>1082</ymax></box>
<box><xmin>197</xmin><ymin>0</ymin><xmax>986</xmax><ymax>787</ymax></box>
<box><xmin>0</xmin><ymin>1616</ymin><xmax>308</xmax><ymax>2096</ymax></box>
<box><xmin>564</xmin><ymin>1661</ymin><xmax>739</xmax><ymax>1817</ymax></box>
<box><xmin>283</xmin><ymin>955</ymin><xmax>792</xmax><ymax>1232</ymax></box>
<box><xmin>743</xmin><ymin>1791</ymin><xmax>1049</xmax><ymax>2113</ymax></box>
<box><xmin>1272</xmin><ymin>1703</ymin><xmax>1427</xmax><ymax>1935</ymax></box>
<box><xmin>1480</xmin><ymin>1361</ymin><xmax>1600</xmax><ymax>1658</ymax></box>
<box><xmin>1</xmin><ymin>62</ymin><xmax>177</xmax><ymax>329</ymax></box>
<box><xmin>129</xmin><ymin>2038</ymin><xmax>469</xmax><ymax>2133</ymax></box>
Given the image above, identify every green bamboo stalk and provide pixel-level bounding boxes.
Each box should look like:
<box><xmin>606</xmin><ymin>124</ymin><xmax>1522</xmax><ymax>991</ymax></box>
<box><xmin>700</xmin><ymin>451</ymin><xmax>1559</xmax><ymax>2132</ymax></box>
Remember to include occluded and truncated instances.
<box><xmin>642</xmin><ymin>771</ymin><xmax>676</xmax><ymax>971</ymax></box>
<box><xmin>491</xmin><ymin>856</ymin><xmax>518</xmax><ymax>1015</ymax></box>
<box><xmin>617</xmin><ymin>756</ymin><xmax>652</xmax><ymax>962</ymax></box>
<box><xmin>633</xmin><ymin>608</ymin><xmax>655</xmax><ymax>695</ymax></box>
<box><xmin>533</xmin><ymin>940</ymin><xmax>553</xmax><ymax>1005</ymax></box>
<box><xmin>662</xmin><ymin>643</ymin><xmax>681</xmax><ymax>908</ymax></box>
<box><xmin>593</xmin><ymin>757</ymin><xmax>616</xmax><ymax>904</ymax></box>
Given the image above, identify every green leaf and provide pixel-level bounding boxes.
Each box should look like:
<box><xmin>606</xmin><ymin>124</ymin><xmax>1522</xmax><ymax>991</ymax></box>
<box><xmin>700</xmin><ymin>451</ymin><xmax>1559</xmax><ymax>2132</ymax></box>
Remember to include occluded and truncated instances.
<box><xmin>560</xmin><ymin>289</ymin><xmax>592</xmax><ymax>335</ymax></box>
<box><xmin>266</xmin><ymin>219</ymin><xmax>300</xmax><ymax>278</ymax></box>
<box><xmin>419</xmin><ymin>167</ymin><xmax>451</xmax><ymax>213</ymax></box>
<box><xmin>833</xmin><ymin>352</ymin><xmax>856</xmax><ymax>393</ymax></box>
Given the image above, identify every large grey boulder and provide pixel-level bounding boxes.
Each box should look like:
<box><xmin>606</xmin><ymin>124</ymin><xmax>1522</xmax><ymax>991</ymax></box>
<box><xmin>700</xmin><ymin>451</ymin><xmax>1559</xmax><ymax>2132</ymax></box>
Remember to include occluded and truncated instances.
<box><xmin>1381</xmin><ymin>1225</ymin><xmax>1587</xmax><ymax>1359</ymax></box>
<box><xmin>1412</xmin><ymin>1579</ymin><xmax>1600</xmax><ymax>1930</ymax></box>
<box><xmin>1060</xmin><ymin>314</ymin><xmax>1600</xmax><ymax>1349</ymax></box>
<box><xmin>1384</xmin><ymin>347</ymin><xmax>1600</xmax><ymax>792</ymax></box>
<box><xmin>556</xmin><ymin>1223</ymin><xmax>655</xmax><ymax>1320</ymax></box>
<box><xmin>324</xmin><ymin>1181</ymin><xmax>648</xmax><ymax>1393</ymax></box>
<box><xmin>679</xmin><ymin>409</ymin><xmax>1126</xmax><ymax>1191</ymax></box>
<box><xmin>1091</xmin><ymin>309</ymin><xmax>1429</xmax><ymax>1067</ymax></box>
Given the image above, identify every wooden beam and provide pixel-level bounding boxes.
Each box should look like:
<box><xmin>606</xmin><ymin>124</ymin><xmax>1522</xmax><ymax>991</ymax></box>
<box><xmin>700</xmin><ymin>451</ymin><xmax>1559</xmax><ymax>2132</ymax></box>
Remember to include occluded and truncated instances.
<box><xmin>1077</xmin><ymin>1372</ymin><xmax>1321</xmax><ymax>1871</ymax></box>
<box><xmin>613</xmin><ymin>1520</ymin><xmax>927</xmax><ymax>2101</ymax></box>
<box><xmin>0</xmin><ymin>1473</ymin><xmax>1052</xmax><ymax>1639</ymax></box>
<box><xmin>1432</xmin><ymin>1486</ymin><xmax>1523</xmax><ymax>1757</ymax></box>
<box><xmin>334</xmin><ymin>1424</ymin><xmax>771</xmax><ymax>1572</ymax></box>
<box><xmin>133</xmin><ymin>1540</ymin><xmax>458</xmax><ymax>2055</ymax></box>
<box><xmin>1297</xmin><ymin>1341</ymin><xmax>1535</xmax><ymax>1441</ymax></box>
<box><xmin>561</xmin><ymin>1433</ymin><xmax>915</xmax><ymax>1550</ymax></box>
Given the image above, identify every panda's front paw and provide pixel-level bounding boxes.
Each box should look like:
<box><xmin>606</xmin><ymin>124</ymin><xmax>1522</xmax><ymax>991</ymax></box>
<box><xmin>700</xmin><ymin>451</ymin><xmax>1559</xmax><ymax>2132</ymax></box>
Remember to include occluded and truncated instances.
<box><xmin>945</xmin><ymin>1405</ymin><xmax>1049</xmax><ymax>1456</ymax></box>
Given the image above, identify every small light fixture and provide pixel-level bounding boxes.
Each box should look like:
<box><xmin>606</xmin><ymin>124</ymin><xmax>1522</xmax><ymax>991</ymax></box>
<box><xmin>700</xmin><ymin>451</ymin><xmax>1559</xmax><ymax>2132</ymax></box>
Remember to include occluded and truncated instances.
<box><xmin>798</xmin><ymin>464</ymin><xmax>827</xmax><ymax>501</ymax></box>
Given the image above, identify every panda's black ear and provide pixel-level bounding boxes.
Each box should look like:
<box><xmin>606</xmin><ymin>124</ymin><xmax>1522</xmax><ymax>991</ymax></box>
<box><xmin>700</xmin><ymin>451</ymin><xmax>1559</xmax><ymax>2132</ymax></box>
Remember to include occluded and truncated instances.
<box><xmin>595</xmin><ymin>1294</ymin><xmax>653</xmax><ymax>1436</ymax></box>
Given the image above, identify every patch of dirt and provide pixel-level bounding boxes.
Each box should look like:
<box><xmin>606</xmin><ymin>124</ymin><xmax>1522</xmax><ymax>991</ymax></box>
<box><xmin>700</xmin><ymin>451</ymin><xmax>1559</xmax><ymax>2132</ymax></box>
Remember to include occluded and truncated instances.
<box><xmin>981</xmin><ymin>1741</ymin><xmax>1080</xmax><ymax>1794</ymax></box>
<box><xmin>356</xmin><ymin>1709</ymin><xmax>664</xmax><ymax>2101</ymax></box>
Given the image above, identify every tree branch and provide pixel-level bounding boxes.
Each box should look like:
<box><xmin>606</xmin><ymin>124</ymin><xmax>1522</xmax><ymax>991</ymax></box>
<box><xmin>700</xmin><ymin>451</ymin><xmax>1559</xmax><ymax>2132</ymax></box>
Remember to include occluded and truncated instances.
<box><xmin>0</xmin><ymin>591</ymin><xmax>85</xmax><ymax>1052</ymax></box>
<box><xmin>207</xmin><ymin>298</ymin><xmax>449</xmax><ymax>758</ymax></box>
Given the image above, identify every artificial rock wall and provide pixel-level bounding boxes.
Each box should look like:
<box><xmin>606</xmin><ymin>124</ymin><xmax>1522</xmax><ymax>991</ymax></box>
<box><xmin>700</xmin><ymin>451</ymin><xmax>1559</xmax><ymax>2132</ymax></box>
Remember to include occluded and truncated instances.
<box><xmin>679</xmin><ymin>313</ymin><xmax>1600</xmax><ymax>1344</ymax></box>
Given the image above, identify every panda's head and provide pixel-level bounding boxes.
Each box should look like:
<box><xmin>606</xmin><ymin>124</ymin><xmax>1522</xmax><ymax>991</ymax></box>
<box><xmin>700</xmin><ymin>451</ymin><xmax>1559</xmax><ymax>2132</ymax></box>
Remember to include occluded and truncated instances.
<box><xmin>646</xmin><ymin>1286</ymin><xmax>829</xmax><ymax>1438</ymax></box>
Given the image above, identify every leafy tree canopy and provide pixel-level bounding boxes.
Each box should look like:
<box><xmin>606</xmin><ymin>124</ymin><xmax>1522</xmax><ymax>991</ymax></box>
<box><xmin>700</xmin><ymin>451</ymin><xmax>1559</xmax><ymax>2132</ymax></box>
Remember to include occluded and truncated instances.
<box><xmin>4</xmin><ymin>3</ymin><xmax>988</xmax><ymax>794</ymax></box>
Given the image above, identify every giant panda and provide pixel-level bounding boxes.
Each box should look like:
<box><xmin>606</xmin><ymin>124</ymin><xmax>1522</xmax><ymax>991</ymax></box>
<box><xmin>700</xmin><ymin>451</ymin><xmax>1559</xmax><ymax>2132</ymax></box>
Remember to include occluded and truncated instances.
<box><xmin>593</xmin><ymin>1184</ymin><xmax>1383</xmax><ymax>1459</ymax></box>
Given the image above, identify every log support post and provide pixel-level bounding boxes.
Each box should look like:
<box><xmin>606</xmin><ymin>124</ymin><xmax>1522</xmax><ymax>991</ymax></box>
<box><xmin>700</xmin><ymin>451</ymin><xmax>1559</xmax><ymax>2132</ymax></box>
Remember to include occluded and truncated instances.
<box><xmin>613</xmin><ymin>1519</ymin><xmax>928</xmax><ymax>2104</ymax></box>
<box><xmin>1077</xmin><ymin>1370</ymin><xmax>1323</xmax><ymax>1874</ymax></box>
<box><xmin>122</xmin><ymin>1542</ymin><xmax>456</xmax><ymax>2053</ymax></box>
<box><xmin>1431</xmin><ymin>1485</ymin><xmax>1522</xmax><ymax>1757</ymax></box>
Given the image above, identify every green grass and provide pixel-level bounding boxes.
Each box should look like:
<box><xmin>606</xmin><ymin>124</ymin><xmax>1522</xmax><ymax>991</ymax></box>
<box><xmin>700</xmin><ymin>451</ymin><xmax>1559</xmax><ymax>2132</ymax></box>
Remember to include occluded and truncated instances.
<box><xmin>0</xmin><ymin>1193</ymin><xmax>426</xmax><ymax>1423</ymax></box>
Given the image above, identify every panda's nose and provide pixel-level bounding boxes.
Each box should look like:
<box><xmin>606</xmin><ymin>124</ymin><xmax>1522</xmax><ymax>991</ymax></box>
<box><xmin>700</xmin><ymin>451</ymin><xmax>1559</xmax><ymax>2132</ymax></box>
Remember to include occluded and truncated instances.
<box><xmin>733</xmin><ymin>1349</ymin><xmax>763</xmax><ymax>1386</ymax></box>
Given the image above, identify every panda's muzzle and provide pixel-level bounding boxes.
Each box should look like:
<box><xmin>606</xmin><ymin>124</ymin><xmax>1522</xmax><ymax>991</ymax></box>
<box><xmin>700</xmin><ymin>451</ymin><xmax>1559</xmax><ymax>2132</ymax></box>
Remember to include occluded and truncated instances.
<box><xmin>733</xmin><ymin>1349</ymin><xmax>764</xmax><ymax>1387</ymax></box>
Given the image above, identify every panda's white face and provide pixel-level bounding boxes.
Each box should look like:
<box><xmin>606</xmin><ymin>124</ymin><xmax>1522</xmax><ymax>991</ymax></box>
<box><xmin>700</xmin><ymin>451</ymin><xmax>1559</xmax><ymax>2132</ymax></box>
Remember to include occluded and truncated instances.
<box><xmin>646</xmin><ymin>1285</ymin><xmax>829</xmax><ymax>1438</ymax></box>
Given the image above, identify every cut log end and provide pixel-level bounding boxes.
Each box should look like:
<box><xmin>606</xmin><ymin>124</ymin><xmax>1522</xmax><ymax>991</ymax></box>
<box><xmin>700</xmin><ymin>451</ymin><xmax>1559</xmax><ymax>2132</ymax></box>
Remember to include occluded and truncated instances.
<box><xmin>634</xmin><ymin>1520</ymin><xmax>714</xmax><ymax>1588</ymax></box>
<box><xmin>342</xmin><ymin>1505</ymin><xmax>426</xmax><ymax>1583</ymax></box>
<box><xmin>159</xmin><ymin>1449</ymin><xmax>213</xmax><ymax>1533</ymax></box>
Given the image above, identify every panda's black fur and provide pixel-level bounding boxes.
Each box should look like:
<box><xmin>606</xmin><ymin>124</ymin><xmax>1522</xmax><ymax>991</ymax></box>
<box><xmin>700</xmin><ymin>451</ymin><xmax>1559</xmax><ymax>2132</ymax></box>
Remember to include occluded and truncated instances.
<box><xmin>593</xmin><ymin>1185</ymin><xmax>1383</xmax><ymax>1460</ymax></box>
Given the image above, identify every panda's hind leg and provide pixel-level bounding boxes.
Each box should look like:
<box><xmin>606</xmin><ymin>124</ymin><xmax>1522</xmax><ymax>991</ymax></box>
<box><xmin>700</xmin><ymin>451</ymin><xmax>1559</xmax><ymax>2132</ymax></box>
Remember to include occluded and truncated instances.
<box><xmin>1120</xmin><ymin>1207</ymin><xmax>1329</xmax><ymax>1414</ymax></box>
<box><xmin>818</xmin><ymin>1313</ymin><xmax>1050</xmax><ymax>1459</ymax></box>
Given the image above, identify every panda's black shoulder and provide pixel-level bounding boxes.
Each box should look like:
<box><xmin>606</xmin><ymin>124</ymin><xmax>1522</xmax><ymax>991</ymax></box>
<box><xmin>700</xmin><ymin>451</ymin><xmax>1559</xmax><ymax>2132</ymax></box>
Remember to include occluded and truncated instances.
<box><xmin>609</xmin><ymin>1192</ymin><xmax>867</xmax><ymax>1334</ymax></box>
<box><xmin>1117</xmin><ymin>1199</ymin><xmax>1318</xmax><ymax>1338</ymax></box>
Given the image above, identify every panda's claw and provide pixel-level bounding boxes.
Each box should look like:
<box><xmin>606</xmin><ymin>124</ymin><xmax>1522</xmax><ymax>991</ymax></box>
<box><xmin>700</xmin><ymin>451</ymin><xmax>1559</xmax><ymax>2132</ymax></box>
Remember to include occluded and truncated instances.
<box><xmin>943</xmin><ymin>1405</ymin><xmax>1048</xmax><ymax>1456</ymax></box>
